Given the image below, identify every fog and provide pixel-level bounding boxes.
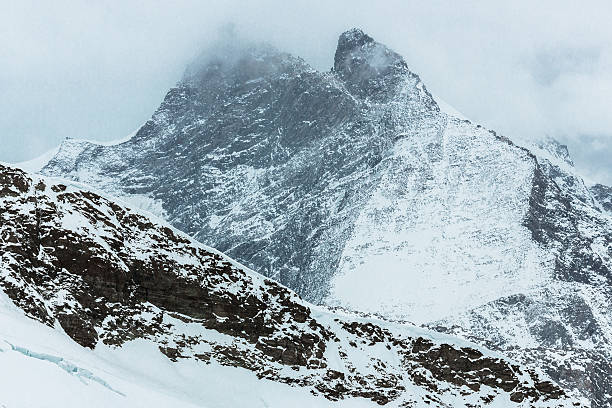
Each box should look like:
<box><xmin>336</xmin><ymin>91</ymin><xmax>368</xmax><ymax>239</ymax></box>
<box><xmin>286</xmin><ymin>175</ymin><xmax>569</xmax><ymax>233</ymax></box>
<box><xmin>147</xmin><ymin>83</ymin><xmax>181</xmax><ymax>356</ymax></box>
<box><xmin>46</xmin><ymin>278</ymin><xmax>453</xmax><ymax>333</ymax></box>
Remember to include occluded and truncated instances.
<box><xmin>2</xmin><ymin>0</ymin><xmax>611</xmax><ymax>183</ymax></box>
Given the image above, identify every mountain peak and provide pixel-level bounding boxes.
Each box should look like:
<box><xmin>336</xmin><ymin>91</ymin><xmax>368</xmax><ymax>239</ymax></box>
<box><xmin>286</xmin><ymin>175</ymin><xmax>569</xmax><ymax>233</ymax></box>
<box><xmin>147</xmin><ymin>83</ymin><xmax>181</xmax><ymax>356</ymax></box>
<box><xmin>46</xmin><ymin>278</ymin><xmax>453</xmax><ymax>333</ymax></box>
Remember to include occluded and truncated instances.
<box><xmin>334</xmin><ymin>28</ymin><xmax>375</xmax><ymax>67</ymax></box>
<box><xmin>333</xmin><ymin>28</ymin><xmax>411</xmax><ymax>101</ymax></box>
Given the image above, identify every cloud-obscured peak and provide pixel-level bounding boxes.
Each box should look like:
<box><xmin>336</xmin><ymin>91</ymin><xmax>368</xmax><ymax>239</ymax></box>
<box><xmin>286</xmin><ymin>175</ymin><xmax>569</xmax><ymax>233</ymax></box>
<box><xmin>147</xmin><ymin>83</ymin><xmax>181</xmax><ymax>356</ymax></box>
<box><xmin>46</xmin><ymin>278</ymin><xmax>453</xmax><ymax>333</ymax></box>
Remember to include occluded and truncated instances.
<box><xmin>182</xmin><ymin>27</ymin><xmax>308</xmax><ymax>87</ymax></box>
<box><xmin>1</xmin><ymin>0</ymin><xmax>611</xmax><ymax>184</ymax></box>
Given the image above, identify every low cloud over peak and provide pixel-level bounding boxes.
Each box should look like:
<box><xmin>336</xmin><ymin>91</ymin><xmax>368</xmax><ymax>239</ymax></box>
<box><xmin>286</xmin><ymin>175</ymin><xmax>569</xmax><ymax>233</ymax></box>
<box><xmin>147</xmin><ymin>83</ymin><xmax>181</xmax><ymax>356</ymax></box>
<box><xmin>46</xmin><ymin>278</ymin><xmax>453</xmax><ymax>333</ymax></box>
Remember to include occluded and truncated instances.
<box><xmin>2</xmin><ymin>0</ymin><xmax>611</xmax><ymax>184</ymax></box>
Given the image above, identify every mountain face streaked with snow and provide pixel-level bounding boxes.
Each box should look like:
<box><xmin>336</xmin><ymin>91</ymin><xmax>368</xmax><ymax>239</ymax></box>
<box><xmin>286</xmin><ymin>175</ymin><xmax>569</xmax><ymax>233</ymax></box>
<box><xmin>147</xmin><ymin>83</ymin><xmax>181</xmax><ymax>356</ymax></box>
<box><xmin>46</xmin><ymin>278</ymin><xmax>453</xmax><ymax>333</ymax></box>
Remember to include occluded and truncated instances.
<box><xmin>591</xmin><ymin>183</ymin><xmax>612</xmax><ymax>216</ymax></box>
<box><xmin>1</xmin><ymin>163</ymin><xmax>581</xmax><ymax>407</ymax></box>
<box><xmin>36</xmin><ymin>29</ymin><xmax>612</xmax><ymax>406</ymax></box>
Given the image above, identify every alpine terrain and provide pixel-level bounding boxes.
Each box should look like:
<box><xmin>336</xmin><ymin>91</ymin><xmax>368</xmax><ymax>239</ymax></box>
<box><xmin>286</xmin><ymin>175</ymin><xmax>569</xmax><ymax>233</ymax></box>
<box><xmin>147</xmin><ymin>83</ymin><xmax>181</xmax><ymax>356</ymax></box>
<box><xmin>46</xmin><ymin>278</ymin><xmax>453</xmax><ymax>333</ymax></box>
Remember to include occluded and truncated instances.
<box><xmin>16</xmin><ymin>28</ymin><xmax>612</xmax><ymax>406</ymax></box>
<box><xmin>0</xmin><ymin>163</ymin><xmax>581</xmax><ymax>407</ymax></box>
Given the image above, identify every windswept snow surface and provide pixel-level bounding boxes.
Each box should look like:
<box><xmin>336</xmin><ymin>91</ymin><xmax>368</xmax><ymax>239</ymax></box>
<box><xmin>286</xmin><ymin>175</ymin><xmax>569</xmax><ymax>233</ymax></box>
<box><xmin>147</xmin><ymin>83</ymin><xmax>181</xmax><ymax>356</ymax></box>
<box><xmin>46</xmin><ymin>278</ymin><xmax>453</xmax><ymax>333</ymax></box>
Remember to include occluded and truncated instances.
<box><xmin>330</xmin><ymin>119</ymin><xmax>552</xmax><ymax>323</ymax></box>
<box><xmin>0</xmin><ymin>292</ymin><xmax>581</xmax><ymax>408</ymax></box>
<box><xmin>0</xmin><ymin>292</ymin><xmax>369</xmax><ymax>408</ymax></box>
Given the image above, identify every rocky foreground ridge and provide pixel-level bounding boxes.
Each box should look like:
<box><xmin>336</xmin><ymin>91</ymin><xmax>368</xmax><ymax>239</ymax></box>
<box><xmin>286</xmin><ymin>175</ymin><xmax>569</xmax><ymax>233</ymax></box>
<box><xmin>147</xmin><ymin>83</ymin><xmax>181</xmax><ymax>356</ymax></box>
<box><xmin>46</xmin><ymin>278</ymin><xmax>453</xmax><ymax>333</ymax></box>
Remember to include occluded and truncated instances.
<box><xmin>0</xmin><ymin>163</ymin><xmax>585</xmax><ymax>406</ymax></box>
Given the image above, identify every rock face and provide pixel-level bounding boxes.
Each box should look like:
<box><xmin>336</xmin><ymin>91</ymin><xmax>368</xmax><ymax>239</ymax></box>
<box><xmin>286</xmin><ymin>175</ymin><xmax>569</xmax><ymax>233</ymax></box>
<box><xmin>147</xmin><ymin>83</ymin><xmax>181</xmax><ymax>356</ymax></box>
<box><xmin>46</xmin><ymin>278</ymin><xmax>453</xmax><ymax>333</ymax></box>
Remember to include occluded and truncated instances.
<box><xmin>591</xmin><ymin>183</ymin><xmax>612</xmax><ymax>215</ymax></box>
<box><xmin>0</xmin><ymin>163</ymin><xmax>579</xmax><ymax>407</ymax></box>
<box><xmin>40</xmin><ymin>28</ymin><xmax>442</xmax><ymax>305</ymax></box>
<box><xmin>39</xmin><ymin>29</ymin><xmax>612</xmax><ymax>406</ymax></box>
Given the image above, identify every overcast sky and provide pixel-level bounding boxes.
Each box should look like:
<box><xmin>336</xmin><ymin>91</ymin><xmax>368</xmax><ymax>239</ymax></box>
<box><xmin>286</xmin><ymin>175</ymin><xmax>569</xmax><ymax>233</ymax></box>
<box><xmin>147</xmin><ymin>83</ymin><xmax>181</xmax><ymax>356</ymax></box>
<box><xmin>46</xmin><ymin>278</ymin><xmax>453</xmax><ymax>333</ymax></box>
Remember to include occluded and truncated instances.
<box><xmin>2</xmin><ymin>0</ymin><xmax>611</xmax><ymax>184</ymax></box>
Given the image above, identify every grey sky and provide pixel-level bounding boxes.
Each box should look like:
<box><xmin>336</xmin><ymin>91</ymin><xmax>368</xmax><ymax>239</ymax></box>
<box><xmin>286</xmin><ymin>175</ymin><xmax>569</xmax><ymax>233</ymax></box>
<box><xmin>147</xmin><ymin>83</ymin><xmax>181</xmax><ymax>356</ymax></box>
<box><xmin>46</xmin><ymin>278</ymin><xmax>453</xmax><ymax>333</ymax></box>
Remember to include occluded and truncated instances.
<box><xmin>2</xmin><ymin>0</ymin><xmax>611</xmax><ymax>184</ymax></box>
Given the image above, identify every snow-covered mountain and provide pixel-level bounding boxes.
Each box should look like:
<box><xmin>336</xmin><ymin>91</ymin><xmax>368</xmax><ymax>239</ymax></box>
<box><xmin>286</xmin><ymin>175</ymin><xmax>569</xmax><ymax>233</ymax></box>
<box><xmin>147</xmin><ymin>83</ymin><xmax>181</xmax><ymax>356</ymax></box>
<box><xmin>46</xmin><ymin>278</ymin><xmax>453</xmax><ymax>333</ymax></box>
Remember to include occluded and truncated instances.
<box><xmin>36</xmin><ymin>29</ymin><xmax>612</xmax><ymax>406</ymax></box>
<box><xmin>0</xmin><ymin>163</ymin><xmax>582</xmax><ymax>407</ymax></box>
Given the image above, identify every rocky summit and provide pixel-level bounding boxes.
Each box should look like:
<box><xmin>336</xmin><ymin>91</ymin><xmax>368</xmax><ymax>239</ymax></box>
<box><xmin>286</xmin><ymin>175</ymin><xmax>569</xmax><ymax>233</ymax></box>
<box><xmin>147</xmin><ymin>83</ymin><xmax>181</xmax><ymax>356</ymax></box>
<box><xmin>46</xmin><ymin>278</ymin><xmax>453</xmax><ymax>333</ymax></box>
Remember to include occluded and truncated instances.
<box><xmin>31</xmin><ymin>28</ymin><xmax>612</xmax><ymax>406</ymax></box>
<box><xmin>0</xmin><ymin>163</ymin><xmax>582</xmax><ymax>407</ymax></box>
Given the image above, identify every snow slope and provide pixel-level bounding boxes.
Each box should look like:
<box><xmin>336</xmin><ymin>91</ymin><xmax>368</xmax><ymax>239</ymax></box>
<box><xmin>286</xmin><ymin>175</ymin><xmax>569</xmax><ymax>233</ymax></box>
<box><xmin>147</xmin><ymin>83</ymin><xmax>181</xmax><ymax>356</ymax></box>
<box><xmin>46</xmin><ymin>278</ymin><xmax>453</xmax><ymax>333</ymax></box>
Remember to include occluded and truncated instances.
<box><xmin>330</xmin><ymin>118</ymin><xmax>551</xmax><ymax>322</ymax></box>
<box><xmin>0</xmin><ymin>292</ymin><xmax>369</xmax><ymax>408</ymax></box>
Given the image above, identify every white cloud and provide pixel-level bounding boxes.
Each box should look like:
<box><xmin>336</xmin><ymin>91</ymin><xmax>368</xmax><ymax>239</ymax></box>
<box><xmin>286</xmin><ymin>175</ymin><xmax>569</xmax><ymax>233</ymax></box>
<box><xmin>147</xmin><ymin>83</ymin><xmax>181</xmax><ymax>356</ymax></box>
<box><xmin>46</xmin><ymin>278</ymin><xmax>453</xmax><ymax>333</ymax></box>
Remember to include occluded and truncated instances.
<box><xmin>1</xmin><ymin>0</ymin><xmax>611</xmax><ymax>183</ymax></box>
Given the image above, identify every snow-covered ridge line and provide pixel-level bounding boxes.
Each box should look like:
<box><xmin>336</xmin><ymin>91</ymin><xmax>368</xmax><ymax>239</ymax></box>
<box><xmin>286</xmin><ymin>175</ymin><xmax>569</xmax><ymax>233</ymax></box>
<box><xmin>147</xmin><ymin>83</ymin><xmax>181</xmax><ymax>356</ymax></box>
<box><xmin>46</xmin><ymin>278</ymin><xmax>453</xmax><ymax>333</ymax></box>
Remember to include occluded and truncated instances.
<box><xmin>12</xmin><ymin>125</ymin><xmax>143</xmax><ymax>173</ymax></box>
